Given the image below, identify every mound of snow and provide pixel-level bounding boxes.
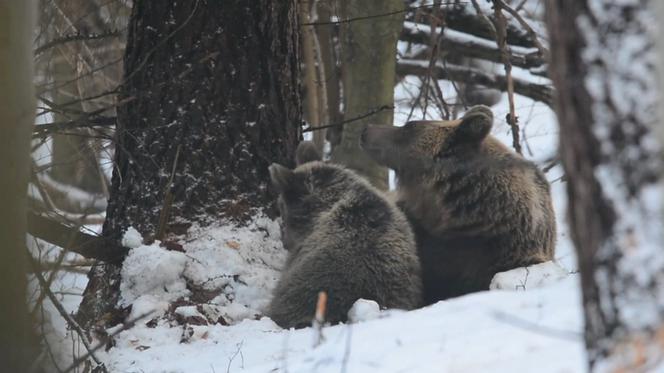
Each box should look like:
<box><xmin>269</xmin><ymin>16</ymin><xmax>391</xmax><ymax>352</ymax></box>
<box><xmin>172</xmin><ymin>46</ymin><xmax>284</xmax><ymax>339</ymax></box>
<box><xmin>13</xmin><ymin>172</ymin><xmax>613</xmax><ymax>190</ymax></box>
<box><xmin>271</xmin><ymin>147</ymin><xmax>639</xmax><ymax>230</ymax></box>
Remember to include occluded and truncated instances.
<box><xmin>120</xmin><ymin>243</ymin><xmax>189</xmax><ymax>306</ymax></box>
<box><xmin>121</xmin><ymin>226</ymin><xmax>143</xmax><ymax>249</ymax></box>
<box><xmin>348</xmin><ymin>298</ymin><xmax>381</xmax><ymax>323</ymax></box>
<box><xmin>118</xmin><ymin>214</ymin><xmax>286</xmax><ymax>326</ymax></box>
<box><xmin>490</xmin><ymin>261</ymin><xmax>570</xmax><ymax>291</ymax></box>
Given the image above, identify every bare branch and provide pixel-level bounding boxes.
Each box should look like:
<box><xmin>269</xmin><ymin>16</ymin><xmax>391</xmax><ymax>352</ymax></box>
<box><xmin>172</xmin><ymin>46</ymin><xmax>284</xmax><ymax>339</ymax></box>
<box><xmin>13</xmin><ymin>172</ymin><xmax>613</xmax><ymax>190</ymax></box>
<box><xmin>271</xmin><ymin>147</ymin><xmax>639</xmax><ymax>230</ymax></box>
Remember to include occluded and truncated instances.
<box><xmin>34</xmin><ymin>30</ymin><xmax>123</xmax><ymax>56</ymax></box>
<box><xmin>400</xmin><ymin>21</ymin><xmax>546</xmax><ymax>73</ymax></box>
<box><xmin>28</xmin><ymin>255</ymin><xmax>107</xmax><ymax>371</ymax></box>
<box><xmin>397</xmin><ymin>59</ymin><xmax>553</xmax><ymax>105</ymax></box>
<box><xmin>492</xmin><ymin>0</ymin><xmax>522</xmax><ymax>154</ymax></box>
<box><xmin>492</xmin><ymin>0</ymin><xmax>548</xmax><ymax>58</ymax></box>
<box><xmin>27</xmin><ymin>211</ymin><xmax>128</xmax><ymax>263</ymax></box>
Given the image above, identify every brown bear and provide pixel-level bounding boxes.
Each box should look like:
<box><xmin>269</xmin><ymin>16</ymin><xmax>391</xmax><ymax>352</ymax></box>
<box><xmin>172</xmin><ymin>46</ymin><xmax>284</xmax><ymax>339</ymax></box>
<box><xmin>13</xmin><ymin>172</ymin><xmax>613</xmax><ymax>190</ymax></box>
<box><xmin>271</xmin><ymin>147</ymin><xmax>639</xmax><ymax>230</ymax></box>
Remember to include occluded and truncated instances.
<box><xmin>360</xmin><ymin>105</ymin><xmax>556</xmax><ymax>304</ymax></box>
<box><xmin>267</xmin><ymin>142</ymin><xmax>422</xmax><ymax>328</ymax></box>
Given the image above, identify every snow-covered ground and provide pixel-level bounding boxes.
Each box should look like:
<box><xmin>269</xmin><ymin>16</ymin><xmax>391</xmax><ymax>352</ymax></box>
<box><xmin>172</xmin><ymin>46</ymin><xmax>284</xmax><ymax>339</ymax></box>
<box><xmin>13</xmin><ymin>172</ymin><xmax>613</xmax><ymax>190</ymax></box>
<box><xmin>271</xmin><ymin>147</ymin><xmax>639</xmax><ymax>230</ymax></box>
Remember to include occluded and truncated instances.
<box><xmin>37</xmin><ymin>91</ymin><xmax>586</xmax><ymax>372</ymax></box>
<box><xmin>103</xmin><ymin>272</ymin><xmax>583</xmax><ymax>373</ymax></box>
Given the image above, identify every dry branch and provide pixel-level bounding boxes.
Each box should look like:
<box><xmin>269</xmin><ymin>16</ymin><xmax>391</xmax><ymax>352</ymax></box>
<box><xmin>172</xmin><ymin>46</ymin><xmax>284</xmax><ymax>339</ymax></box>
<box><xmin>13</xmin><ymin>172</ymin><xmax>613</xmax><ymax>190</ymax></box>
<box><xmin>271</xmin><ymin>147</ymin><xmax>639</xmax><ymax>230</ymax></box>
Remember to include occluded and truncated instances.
<box><xmin>492</xmin><ymin>0</ymin><xmax>521</xmax><ymax>154</ymax></box>
<box><xmin>27</xmin><ymin>211</ymin><xmax>128</xmax><ymax>263</ymax></box>
<box><xmin>28</xmin><ymin>255</ymin><xmax>107</xmax><ymax>372</ymax></box>
<box><xmin>397</xmin><ymin>59</ymin><xmax>553</xmax><ymax>105</ymax></box>
<box><xmin>400</xmin><ymin>21</ymin><xmax>546</xmax><ymax>73</ymax></box>
<box><xmin>406</xmin><ymin>3</ymin><xmax>535</xmax><ymax>48</ymax></box>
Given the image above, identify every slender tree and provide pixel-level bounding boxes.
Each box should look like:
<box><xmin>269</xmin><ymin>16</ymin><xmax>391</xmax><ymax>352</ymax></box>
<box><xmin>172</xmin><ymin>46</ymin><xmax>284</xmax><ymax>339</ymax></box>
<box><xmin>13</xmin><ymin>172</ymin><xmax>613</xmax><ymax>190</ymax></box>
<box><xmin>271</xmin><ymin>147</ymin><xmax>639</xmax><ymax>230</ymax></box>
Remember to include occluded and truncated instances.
<box><xmin>547</xmin><ymin>1</ymin><xmax>664</xmax><ymax>370</ymax></box>
<box><xmin>77</xmin><ymin>0</ymin><xmax>301</xmax><ymax>330</ymax></box>
<box><xmin>330</xmin><ymin>0</ymin><xmax>403</xmax><ymax>190</ymax></box>
<box><xmin>0</xmin><ymin>1</ymin><xmax>38</xmax><ymax>370</ymax></box>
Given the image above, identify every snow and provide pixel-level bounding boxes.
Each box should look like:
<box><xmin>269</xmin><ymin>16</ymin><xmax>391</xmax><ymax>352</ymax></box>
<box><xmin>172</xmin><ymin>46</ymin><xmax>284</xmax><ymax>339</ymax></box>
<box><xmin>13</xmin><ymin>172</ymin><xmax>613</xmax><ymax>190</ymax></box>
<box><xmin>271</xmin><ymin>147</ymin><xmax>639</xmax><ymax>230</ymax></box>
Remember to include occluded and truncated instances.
<box><xmin>490</xmin><ymin>261</ymin><xmax>570</xmax><ymax>291</ymax></box>
<box><xmin>101</xmin><ymin>273</ymin><xmax>584</xmax><ymax>373</ymax></box>
<box><xmin>121</xmin><ymin>226</ymin><xmax>144</xmax><ymax>249</ymax></box>
<box><xmin>120</xmin><ymin>243</ymin><xmax>190</xmax><ymax>306</ymax></box>
<box><xmin>402</xmin><ymin>21</ymin><xmax>539</xmax><ymax>57</ymax></box>
<box><xmin>116</xmin><ymin>215</ymin><xmax>286</xmax><ymax>326</ymax></box>
<box><xmin>347</xmin><ymin>299</ymin><xmax>381</xmax><ymax>323</ymax></box>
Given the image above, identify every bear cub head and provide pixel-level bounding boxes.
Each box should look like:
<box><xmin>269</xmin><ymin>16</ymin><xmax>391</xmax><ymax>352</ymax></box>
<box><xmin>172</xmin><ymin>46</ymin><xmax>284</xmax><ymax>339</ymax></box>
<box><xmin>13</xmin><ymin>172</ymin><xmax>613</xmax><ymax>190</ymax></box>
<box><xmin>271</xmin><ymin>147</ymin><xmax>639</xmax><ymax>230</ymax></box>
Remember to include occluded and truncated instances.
<box><xmin>360</xmin><ymin>105</ymin><xmax>495</xmax><ymax>174</ymax></box>
<box><xmin>269</xmin><ymin>141</ymin><xmax>357</xmax><ymax>252</ymax></box>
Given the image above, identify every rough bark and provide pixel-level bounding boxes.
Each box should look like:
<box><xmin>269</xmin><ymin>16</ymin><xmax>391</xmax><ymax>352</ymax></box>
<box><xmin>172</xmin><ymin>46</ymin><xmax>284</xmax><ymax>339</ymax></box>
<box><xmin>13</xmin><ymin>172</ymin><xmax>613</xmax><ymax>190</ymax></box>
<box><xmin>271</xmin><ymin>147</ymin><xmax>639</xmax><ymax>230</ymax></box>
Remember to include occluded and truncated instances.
<box><xmin>77</xmin><ymin>0</ymin><xmax>301</xmax><ymax>330</ymax></box>
<box><xmin>547</xmin><ymin>1</ymin><xmax>664</xmax><ymax>371</ymax></box>
<box><xmin>330</xmin><ymin>0</ymin><xmax>403</xmax><ymax>190</ymax></box>
<box><xmin>0</xmin><ymin>1</ymin><xmax>38</xmax><ymax>370</ymax></box>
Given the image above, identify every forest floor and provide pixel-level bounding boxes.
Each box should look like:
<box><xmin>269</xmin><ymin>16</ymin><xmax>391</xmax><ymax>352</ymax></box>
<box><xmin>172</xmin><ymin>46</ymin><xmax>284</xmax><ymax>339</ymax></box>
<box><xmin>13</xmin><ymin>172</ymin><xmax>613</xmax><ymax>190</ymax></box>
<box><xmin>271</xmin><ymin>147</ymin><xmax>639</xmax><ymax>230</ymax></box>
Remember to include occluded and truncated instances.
<box><xmin>36</xmin><ymin>91</ymin><xmax>587</xmax><ymax>372</ymax></box>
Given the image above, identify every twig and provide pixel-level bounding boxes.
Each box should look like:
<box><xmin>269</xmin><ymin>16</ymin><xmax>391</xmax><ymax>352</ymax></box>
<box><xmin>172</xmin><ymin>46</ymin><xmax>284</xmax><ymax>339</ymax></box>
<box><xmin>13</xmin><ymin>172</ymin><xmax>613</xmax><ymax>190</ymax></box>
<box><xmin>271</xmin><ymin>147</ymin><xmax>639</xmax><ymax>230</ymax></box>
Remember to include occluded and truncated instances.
<box><xmin>35</xmin><ymin>30</ymin><xmax>123</xmax><ymax>55</ymax></box>
<box><xmin>313</xmin><ymin>291</ymin><xmax>327</xmax><ymax>347</ymax></box>
<box><xmin>226</xmin><ymin>341</ymin><xmax>244</xmax><ymax>373</ymax></box>
<box><xmin>60</xmin><ymin>311</ymin><xmax>154</xmax><ymax>373</ymax></box>
<box><xmin>492</xmin><ymin>0</ymin><xmax>548</xmax><ymax>58</ymax></box>
<box><xmin>491</xmin><ymin>0</ymin><xmax>521</xmax><ymax>154</ymax></box>
<box><xmin>30</xmin><ymin>248</ymin><xmax>67</xmax><ymax>316</ymax></box>
<box><xmin>492</xmin><ymin>310</ymin><xmax>582</xmax><ymax>341</ymax></box>
<box><xmin>515</xmin><ymin>0</ymin><xmax>529</xmax><ymax>12</ymax></box>
<box><xmin>36</xmin><ymin>304</ymin><xmax>63</xmax><ymax>373</ymax></box>
<box><xmin>28</xmin><ymin>255</ymin><xmax>107</xmax><ymax>372</ymax></box>
<box><xmin>302</xmin><ymin>105</ymin><xmax>393</xmax><ymax>132</ymax></box>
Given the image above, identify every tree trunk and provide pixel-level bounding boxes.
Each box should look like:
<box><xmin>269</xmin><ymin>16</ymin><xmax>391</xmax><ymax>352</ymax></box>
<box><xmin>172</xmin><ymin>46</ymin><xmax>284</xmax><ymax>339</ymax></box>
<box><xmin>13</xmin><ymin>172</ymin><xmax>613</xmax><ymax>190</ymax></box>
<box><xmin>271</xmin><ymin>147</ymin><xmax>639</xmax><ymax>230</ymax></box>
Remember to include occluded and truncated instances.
<box><xmin>316</xmin><ymin>0</ymin><xmax>342</xmax><ymax>147</ymax></box>
<box><xmin>0</xmin><ymin>1</ymin><xmax>38</xmax><ymax>370</ymax></box>
<box><xmin>330</xmin><ymin>0</ymin><xmax>403</xmax><ymax>190</ymax></box>
<box><xmin>77</xmin><ymin>0</ymin><xmax>301</xmax><ymax>330</ymax></box>
<box><xmin>300</xmin><ymin>0</ymin><xmax>327</xmax><ymax>152</ymax></box>
<box><xmin>546</xmin><ymin>1</ymin><xmax>664</xmax><ymax>371</ymax></box>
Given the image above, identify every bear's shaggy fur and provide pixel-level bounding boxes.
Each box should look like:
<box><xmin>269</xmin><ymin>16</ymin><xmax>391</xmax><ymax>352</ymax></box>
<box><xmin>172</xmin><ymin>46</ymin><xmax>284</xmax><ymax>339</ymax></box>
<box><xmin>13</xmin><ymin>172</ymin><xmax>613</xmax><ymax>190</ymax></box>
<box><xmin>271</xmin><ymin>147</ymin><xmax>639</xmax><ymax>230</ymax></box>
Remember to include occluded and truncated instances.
<box><xmin>267</xmin><ymin>142</ymin><xmax>422</xmax><ymax>328</ymax></box>
<box><xmin>361</xmin><ymin>106</ymin><xmax>556</xmax><ymax>303</ymax></box>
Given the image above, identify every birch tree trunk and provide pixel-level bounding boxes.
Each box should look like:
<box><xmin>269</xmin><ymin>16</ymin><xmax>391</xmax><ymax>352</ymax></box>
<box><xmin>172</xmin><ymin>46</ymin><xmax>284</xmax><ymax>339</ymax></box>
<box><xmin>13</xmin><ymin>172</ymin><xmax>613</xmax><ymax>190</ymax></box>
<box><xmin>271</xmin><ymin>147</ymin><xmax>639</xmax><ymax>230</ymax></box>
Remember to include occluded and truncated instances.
<box><xmin>330</xmin><ymin>0</ymin><xmax>403</xmax><ymax>190</ymax></box>
<box><xmin>77</xmin><ymin>0</ymin><xmax>301</xmax><ymax>330</ymax></box>
<box><xmin>546</xmin><ymin>1</ymin><xmax>664</xmax><ymax>370</ymax></box>
<box><xmin>0</xmin><ymin>1</ymin><xmax>37</xmax><ymax>370</ymax></box>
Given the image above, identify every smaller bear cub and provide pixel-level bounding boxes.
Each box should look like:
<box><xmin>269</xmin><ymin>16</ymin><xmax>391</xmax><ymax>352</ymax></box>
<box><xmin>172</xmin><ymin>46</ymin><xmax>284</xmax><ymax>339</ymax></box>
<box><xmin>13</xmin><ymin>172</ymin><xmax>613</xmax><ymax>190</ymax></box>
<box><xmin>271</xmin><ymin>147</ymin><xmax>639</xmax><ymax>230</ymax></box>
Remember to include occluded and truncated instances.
<box><xmin>267</xmin><ymin>141</ymin><xmax>422</xmax><ymax>329</ymax></box>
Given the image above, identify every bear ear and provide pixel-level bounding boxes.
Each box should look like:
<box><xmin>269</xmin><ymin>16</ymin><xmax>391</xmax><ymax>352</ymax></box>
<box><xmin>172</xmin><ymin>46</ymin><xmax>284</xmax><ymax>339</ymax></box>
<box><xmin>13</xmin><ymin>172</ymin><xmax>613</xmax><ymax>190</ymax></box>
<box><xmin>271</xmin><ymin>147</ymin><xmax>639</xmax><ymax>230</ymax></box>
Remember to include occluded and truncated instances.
<box><xmin>456</xmin><ymin>105</ymin><xmax>493</xmax><ymax>142</ymax></box>
<box><xmin>295</xmin><ymin>141</ymin><xmax>322</xmax><ymax>165</ymax></box>
<box><xmin>269</xmin><ymin>163</ymin><xmax>294</xmax><ymax>192</ymax></box>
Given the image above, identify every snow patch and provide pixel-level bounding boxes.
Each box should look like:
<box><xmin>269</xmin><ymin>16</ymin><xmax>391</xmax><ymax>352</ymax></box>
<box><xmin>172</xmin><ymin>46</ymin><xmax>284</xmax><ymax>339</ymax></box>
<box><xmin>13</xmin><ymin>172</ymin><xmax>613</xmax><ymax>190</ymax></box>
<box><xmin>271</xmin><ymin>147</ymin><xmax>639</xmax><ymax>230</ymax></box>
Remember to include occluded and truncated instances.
<box><xmin>490</xmin><ymin>261</ymin><xmax>570</xmax><ymax>291</ymax></box>
<box><xmin>121</xmin><ymin>226</ymin><xmax>143</xmax><ymax>249</ymax></box>
<box><xmin>347</xmin><ymin>298</ymin><xmax>381</xmax><ymax>323</ymax></box>
<box><xmin>120</xmin><ymin>243</ymin><xmax>189</xmax><ymax>306</ymax></box>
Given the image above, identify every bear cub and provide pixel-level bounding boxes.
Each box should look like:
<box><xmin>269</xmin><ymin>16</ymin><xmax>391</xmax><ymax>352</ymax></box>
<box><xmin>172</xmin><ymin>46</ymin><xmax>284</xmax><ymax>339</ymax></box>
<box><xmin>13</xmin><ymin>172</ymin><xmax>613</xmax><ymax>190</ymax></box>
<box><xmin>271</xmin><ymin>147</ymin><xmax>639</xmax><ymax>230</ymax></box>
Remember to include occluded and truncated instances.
<box><xmin>267</xmin><ymin>142</ymin><xmax>422</xmax><ymax>329</ymax></box>
<box><xmin>361</xmin><ymin>106</ymin><xmax>556</xmax><ymax>304</ymax></box>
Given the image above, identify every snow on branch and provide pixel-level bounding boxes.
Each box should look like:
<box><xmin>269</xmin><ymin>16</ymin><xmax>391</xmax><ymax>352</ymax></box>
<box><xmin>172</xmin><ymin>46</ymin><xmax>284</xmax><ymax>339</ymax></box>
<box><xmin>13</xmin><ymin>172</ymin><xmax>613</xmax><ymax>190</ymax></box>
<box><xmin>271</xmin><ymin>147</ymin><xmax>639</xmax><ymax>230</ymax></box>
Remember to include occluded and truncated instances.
<box><xmin>397</xmin><ymin>58</ymin><xmax>553</xmax><ymax>105</ymax></box>
<box><xmin>401</xmin><ymin>21</ymin><xmax>546</xmax><ymax>73</ymax></box>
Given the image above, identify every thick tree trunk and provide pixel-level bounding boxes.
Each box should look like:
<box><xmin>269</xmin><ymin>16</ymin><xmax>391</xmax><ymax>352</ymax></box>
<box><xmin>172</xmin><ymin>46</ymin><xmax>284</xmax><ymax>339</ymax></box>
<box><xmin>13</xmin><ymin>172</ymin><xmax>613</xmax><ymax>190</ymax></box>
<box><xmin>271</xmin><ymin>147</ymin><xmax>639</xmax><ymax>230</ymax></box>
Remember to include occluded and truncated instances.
<box><xmin>0</xmin><ymin>1</ymin><xmax>38</xmax><ymax>370</ymax></box>
<box><xmin>546</xmin><ymin>1</ymin><xmax>664</xmax><ymax>371</ymax></box>
<box><xmin>330</xmin><ymin>0</ymin><xmax>403</xmax><ymax>190</ymax></box>
<box><xmin>77</xmin><ymin>0</ymin><xmax>301</xmax><ymax>330</ymax></box>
